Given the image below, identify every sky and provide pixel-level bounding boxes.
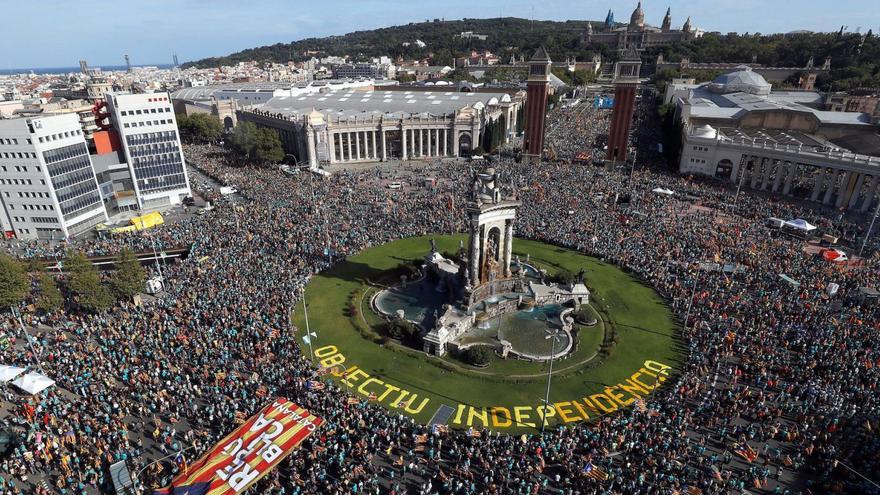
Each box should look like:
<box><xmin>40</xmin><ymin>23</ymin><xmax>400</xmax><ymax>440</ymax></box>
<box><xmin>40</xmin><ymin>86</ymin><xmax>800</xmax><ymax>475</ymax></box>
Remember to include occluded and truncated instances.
<box><xmin>3</xmin><ymin>0</ymin><xmax>879</xmax><ymax>68</ymax></box>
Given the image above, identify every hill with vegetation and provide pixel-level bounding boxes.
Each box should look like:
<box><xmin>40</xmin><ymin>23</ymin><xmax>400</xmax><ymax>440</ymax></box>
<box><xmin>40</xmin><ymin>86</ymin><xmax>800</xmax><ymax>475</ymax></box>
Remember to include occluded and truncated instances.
<box><xmin>655</xmin><ymin>30</ymin><xmax>880</xmax><ymax>91</ymax></box>
<box><xmin>182</xmin><ymin>17</ymin><xmax>606</xmax><ymax>69</ymax></box>
<box><xmin>184</xmin><ymin>18</ymin><xmax>879</xmax><ymax>91</ymax></box>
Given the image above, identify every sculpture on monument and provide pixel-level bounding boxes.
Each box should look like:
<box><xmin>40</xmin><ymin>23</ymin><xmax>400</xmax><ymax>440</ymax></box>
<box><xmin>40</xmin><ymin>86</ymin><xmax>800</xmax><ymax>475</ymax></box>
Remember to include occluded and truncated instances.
<box><xmin>374</xmin><ymin>165</ymin><xmax>591</xmax><ymax>360</ymax></box>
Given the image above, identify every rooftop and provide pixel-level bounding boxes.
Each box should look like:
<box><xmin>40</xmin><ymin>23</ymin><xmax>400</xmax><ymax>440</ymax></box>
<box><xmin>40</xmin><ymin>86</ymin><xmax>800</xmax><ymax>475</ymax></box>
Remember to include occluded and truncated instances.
<box><xmin>171</xmin><ymin>79</ymin><xmax>383</xmax><ymax>102</ymax></box>
<box><xmin>685</xmin><ymin>83</ymin><xmax>872</xmax><ymax>127</ymax></box>
<box><xmin>255</xmin><ymin>89</ymin><xmax>514</xmax><ymax>120</ymax></box>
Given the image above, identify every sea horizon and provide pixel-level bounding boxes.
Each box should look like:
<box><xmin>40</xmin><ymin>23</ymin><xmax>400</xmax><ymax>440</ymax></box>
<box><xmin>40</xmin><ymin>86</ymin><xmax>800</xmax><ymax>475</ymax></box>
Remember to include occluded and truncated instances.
<box><xmin>0</xmin><ymin>63</ymin><xmax>175</xmax><ymax>76</ymax></box>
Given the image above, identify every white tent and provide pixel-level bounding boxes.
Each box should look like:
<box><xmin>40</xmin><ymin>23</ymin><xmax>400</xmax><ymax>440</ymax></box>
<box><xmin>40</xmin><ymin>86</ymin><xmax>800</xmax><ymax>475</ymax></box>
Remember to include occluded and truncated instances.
<box><xmin>0</xmin><ymin>365</ymin><xmax>26</xmax><ymax>383</ymax></box>
<box><xmin>10</xmin><ymin>372</ymin><xmax>55</xmax><ymax>395</ymax></box>
<box><xmin>652</xmin><ymin>187</ymin><xmax>674</xmax><ymax>196</ymax></box>
<box><xmin>784</xmin><ymin>219</ymin><xmax>817</xmax><ymax>231</ymax></box>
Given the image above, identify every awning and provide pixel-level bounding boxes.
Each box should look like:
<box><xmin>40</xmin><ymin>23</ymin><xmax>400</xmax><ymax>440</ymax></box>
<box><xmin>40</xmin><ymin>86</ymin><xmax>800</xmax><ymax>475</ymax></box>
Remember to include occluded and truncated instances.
<box><xmin>784</xmin><ymin>219</ymin><xmax>817</xmax><ymax>231</ymax></box>
<box><xmin>0</xmin><ymin>365</ymin><xmax>26</xmax><ymax>383</ymax></box>
<box><xmin>10</xmin><ymin>372</ymin><xmax>55</xmax><ymax>395</ymax></box>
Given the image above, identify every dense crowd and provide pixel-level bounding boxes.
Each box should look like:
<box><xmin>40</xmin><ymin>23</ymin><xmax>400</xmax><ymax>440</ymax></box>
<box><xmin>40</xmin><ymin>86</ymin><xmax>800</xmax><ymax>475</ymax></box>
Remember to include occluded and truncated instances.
<box><xmin>0</xmin><ymin>99</ymin><xmax>878</xmax><ymax>495</ymax></box>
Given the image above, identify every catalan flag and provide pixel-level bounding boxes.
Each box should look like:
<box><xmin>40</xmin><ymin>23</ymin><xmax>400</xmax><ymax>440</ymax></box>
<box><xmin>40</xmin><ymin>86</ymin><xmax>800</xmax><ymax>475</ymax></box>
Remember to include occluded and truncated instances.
<box><xmin>582</xmin><ymin>462</ymin><xmax>608</xmax><ymax>481</ymax></box>
<box><xmin>734</xmin><ymin>443</ymin><xmax>758</xmax><ymax>463</ymax></box>
<box><xmin>174</xmin><ymin>451</ymin><xmax>188</xmax><ymax>476</ymax></box>
<box><xmin>306</xmin><ymin>380</ymin><xmax>325</xmax><ymax>391</ymax></box>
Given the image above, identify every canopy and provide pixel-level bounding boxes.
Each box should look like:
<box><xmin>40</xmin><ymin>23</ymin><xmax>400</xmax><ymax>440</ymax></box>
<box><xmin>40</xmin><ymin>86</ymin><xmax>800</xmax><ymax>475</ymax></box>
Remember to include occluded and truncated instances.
<box><xmin>652</xmin><ymin>187</ymin><xmax>674</xmax><ymax>195</ymax></box>
<box><xmin>130</xmin><ymin>211</ymin><xmax>164</xmax><ymax>230</ymax></box>
<box><xmin>0</xmin><ymin>365</ymin><xmax>26</xmax><ymax>383</ymax></box>
<box><xmin>779</xmin><ymin>274</ymin><xmax>800</xmax><ymax>288</ymax></box>
<box><xmin>10</xmin><ymin>372</ymin><xmax>55</xmax><ymax>395</ymax></box>
<box><xmin>784</xmin><ymin>219</ymin><xmax>817</xmax><ymax>231</ymax></box>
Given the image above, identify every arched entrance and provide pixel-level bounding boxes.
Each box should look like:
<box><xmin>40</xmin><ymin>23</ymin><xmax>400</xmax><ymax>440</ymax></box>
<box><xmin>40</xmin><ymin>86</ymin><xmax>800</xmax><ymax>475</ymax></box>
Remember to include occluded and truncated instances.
<box><xmin>223</xmin><ymin>116</ymin><xmax>234</xmax><ymax>131</ymax></box>
<box><xmin>715</xmin><ymin>159</ymin><xmax>734</xmax><ymax>179</ymax></box>
<box><xmin>459</xmin><ymin>133</ymin><xmax>472</xmax><ymax>157</ymax></box>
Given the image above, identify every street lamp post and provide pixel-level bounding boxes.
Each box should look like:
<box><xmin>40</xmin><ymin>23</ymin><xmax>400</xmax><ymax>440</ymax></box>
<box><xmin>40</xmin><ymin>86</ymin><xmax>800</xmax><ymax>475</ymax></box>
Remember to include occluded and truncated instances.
<box><xmin>731</xmin><ymin>161</ymin><xmax>747</xmax><ymax>215</ymax></box>
<box><xmin>858</xmin><ymin>197</ymin><xmax>880</xmax><ymax>258</ymax></box>
<box><xmin>302</xmin><ymin>291</ymin><xmax>315</xmax><ymax>361</ymax></box>
<box><xmin>629</xmin><ymin>148</ymin><xmax>638</xmax><ymax>182</ymax></box>
<box><xmin>10</xmin><ymin>306</ymin><xmax>43</xmax><ymax>373</ymax></box>
<box><xmin>683</xmin><ymin>278</ymin><xmax>698</xmax><ymax>335</ymax></box>
<box><xmin>540</xmin><ymin>329</ymin><xmax>563</xmax><ymax>437</ymax></box>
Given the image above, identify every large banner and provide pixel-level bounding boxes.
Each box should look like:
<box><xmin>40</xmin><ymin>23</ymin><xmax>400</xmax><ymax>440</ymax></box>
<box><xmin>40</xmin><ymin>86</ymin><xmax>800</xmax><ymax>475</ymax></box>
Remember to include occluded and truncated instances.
<box><xmin>153</xmin><ymin>398</ymin><xmax>322</xmax><ymax>495</ymax></box>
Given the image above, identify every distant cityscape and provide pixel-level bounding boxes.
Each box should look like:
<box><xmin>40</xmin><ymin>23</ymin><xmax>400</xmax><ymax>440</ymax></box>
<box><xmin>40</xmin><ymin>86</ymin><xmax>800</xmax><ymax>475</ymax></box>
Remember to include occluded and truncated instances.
<box><xmin>0</xmin><ymin>64</ymin><xmax>174</xmax><ymax>76</ymax></box>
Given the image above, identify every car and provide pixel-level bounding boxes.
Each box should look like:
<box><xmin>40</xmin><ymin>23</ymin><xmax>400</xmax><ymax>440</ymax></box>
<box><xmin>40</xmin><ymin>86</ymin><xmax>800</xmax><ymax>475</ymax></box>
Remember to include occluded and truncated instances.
<box><xmin>387</xmin><ymin>182</ymin><xmax>402</xmax><ymax>190</ymax></box>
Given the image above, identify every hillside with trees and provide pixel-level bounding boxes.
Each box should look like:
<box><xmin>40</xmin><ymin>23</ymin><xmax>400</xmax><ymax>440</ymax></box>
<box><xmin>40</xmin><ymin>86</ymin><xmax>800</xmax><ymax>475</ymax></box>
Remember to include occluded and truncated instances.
<box><xmin>183</xmin><ymin>18</ymin><xmax>606</xmax><ymax>69</ymax></box>
<box><xmin>649</xmin><ymin>30</ymin><xmax>879</xmax><ymax>91</ymax></box>
<box><xmin>184</xmin><ymin>17</ymin><xmax>879</xmax><ymax>92</ymax></box>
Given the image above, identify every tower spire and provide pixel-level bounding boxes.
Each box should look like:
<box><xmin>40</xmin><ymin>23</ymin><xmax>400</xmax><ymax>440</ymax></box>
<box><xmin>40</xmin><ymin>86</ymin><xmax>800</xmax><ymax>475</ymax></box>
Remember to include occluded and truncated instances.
<box><xmin>662</xmin><ymin>7</ymin><xmax>672</xmax><ymax>32</ymax></box>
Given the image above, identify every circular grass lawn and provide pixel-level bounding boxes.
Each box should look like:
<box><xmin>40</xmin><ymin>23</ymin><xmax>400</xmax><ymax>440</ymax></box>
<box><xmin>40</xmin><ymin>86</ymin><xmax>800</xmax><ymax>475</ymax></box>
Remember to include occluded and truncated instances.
<box><xmin>292</xmin><ymin>234</ymin><xmax>680</xmax><ymax>433</ymax></box>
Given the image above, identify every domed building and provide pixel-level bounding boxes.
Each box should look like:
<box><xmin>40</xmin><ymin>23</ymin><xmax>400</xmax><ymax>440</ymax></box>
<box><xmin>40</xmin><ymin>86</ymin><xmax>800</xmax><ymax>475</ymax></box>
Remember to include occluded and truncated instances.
<box><xmin>664</xmin><ymin>67</ymin><xmax>880</xmax><ymax>213</ymax></box>
<box><xmin>708</xmin><ymin>67</ymin><xmax>772</xmax><ymax>96</ymax></box>
<box><xmin>583</xmin><ymin>3</ymin><xmax>699</xmax><ymax>52</ymax></box>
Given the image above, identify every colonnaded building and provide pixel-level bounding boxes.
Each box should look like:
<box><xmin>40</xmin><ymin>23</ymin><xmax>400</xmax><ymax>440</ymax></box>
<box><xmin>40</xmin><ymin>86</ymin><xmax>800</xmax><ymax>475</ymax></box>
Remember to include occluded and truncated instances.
<box><xmin>667</xmin><ymin>67</ymin><xmax>880</xmax><ymax>212</ymax></box>
<box><xmin>235</xmin><ymin>87</ymin><xmax>525</xmax><ymax>166</ymax></box>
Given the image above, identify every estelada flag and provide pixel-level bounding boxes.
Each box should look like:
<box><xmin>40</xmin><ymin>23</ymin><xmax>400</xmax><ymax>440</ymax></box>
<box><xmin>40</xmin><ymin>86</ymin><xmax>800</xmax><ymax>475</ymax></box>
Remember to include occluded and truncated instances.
<box><xmin>152</xmin><ymin>398</ymin><xmax>321</xmax><ymax>495</ymax></box>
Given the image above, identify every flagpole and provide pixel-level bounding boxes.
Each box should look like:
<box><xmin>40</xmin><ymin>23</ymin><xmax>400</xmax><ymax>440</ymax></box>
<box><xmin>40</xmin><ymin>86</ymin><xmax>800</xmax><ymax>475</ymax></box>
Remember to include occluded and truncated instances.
<box><xmin>132</xmin><ymin>444</ymin><xmax>198</xmax><ymax>494</ymax></box>
<box><xmin>303</xmin><ymin>291</ymin><xmax>314</xmax><ymax>361</ymax></box>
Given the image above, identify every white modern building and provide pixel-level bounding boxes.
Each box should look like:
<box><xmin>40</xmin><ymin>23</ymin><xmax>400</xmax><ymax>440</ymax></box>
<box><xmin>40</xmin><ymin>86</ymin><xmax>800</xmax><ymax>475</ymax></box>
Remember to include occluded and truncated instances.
<box><xmin>331</xmin><ymin>63</ymin><xmax>396</xmax><ymax>80</ymax></box>
<box><xmin>104</xmin><ymin>92</ymin><xmax>191</xmax><ymax>208</ymax></box>
<box><xmin>667</xmin><ymin>67</ymin><xmax>880</xmax><ymax>211</ymax></box>
<box><xmin>0</xmin><ymin>113</ymin><xmax>108</xmax><ymax>240</ymax></box>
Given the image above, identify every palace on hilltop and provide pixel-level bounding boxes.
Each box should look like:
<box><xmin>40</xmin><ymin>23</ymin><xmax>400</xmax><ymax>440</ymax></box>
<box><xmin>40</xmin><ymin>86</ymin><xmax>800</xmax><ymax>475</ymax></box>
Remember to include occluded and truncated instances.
<box><xmin>584</xmin><ymin>2</ymin><xmax>700</xmax><ymax>52</ymax></box>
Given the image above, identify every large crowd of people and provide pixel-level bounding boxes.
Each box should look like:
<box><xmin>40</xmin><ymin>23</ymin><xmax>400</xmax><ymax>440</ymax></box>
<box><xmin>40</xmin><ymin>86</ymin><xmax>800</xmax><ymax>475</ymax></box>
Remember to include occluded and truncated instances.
<box><xmin>1</xmin><ymin>97</ymin><xmax>878</xmax><ymax>495</ymax></box>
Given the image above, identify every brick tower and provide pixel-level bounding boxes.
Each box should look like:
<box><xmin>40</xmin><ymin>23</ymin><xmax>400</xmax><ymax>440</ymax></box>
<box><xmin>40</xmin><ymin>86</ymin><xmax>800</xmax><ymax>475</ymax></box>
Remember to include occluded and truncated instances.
<box><xmin>607</xmin><ymin>48</ymin><xmax>642</xmax><ymax>166</ymax></box>
<box><xmin>523</xmin><ymin>47</ymin><xmax>552</xmax><ymax>163</ymax></box>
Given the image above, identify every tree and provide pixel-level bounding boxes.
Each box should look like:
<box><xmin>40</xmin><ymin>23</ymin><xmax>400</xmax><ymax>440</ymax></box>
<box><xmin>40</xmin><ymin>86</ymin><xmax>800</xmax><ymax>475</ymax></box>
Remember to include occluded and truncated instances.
<box><xmin>396</xmin><ymin>73</ymin><xmax>417</xmax><ymax>83</ymax></box>
<box><xmin>64</xmin><ymin>251</ymin><xmax>113</xmax><ymax>313</ymax></box>
<box><xmin>381</xmin><ymin>319</ymin><xmax>418</xmax><ymax>344</ymax></box>
<box><xmin>445</xmin><ymin>67</ymin><xmax>477</xmax><ymax>83</ymax></box>
<box><xmin>516</xmin><ymin>106</ymin><xmax>525</xmax><ymax>133</ymax></box>
<box><xmin>0</xmin><ymin>254</ymin><xmax>28</xmax><ymax>310</ymax></box>
<box><xmin>254</xmin><ymin>128</ymin><xmax>285</xmax><ymax>163</ymax></box>
<box><xmin>109</xmin><ymin>249</ymin><xmax>146</xmax><ymax>300</ymax></box>
<box><xmin>549</xmin><ymin>269</ymin><xmax>577</xmax><ymax>286</ymax></box>
<box><xmin>465</xmin><ymin>346</ymin><xmax>493</xmax><ymax>367</ymax></box>
<box><xmin>228</xmin><ymin>122</ymin><xmax>285</xmax><ymax>163</ymax></box>
<box><xmin>35</xmin><ymin>272</ymin><xmax>63</xmax><ymax>314</ymax></box>
<box><xmin>178</xmin><ymin>113</ymin><xmax>223</xmax><ymax>143</ymax></box>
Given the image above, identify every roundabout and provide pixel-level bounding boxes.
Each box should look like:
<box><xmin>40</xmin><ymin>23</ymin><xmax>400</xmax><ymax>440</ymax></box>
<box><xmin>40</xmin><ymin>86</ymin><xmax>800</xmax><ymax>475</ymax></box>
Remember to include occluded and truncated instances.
<box><xmin>293</xmin><ymin>235</ymin><xmax>680</xmax><ymax>432</ymax></box>
<box><xmin>293</xmin><ymin>166</ymin><xmax>679</xmax><ymax>432</ymax></box>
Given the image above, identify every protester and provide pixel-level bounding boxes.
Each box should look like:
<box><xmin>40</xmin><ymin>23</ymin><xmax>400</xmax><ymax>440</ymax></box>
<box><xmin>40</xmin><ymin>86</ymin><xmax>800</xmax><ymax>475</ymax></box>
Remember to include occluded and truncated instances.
<box><xmin>0</xmin><ymin>99</ymin><xmax>878</xmax><ymax>495</ymax></box>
